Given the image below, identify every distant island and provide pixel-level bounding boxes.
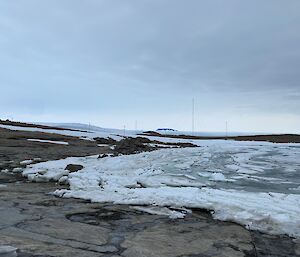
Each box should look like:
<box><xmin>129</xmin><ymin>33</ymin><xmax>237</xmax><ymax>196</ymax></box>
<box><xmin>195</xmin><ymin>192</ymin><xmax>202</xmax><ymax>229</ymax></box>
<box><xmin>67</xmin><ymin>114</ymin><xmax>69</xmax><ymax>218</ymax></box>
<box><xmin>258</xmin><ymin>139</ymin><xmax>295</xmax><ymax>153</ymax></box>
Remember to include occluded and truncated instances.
<box><xmin>156</xmin><ymin>128</ymin><xmax>177</xmax><ymax>132</ymax></box>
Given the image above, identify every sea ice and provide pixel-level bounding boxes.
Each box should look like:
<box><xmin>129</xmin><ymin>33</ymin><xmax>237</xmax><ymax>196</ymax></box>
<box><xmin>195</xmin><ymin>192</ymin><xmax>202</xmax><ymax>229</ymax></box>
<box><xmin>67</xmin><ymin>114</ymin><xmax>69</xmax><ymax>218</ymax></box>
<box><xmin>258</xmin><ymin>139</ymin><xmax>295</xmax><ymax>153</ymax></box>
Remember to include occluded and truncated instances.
<box><xmin>22</xmin><ymin>141</ymin><xmax>300</xmax><ymax>238</ymax></box>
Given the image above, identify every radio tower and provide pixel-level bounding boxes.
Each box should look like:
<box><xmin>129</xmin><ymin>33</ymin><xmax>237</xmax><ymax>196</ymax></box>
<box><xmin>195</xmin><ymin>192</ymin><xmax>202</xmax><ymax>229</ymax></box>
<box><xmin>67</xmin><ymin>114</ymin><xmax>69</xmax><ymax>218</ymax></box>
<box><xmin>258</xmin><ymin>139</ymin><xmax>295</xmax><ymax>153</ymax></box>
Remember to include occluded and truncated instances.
<box><xmin>225</xmin><ymin>121</ymin><xmax>228</xmax><ymax>139</ymax></box>
<box><xmin>192</xmin><ymin>98</ymin><xmax>195</xmax><ymax>136</ymax></box>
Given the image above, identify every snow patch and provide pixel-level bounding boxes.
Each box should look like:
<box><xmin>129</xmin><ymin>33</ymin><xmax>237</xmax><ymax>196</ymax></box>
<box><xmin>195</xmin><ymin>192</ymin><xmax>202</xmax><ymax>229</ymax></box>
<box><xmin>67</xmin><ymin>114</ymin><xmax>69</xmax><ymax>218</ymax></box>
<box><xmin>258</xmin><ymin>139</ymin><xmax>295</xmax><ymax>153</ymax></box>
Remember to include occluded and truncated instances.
<box><xmin>27</xmin><ymin>139</ymin><xmax>69</xmax><ymax>145</ymax></box>
<box><xmin>21</xmin><ymin>142</ymin><xmax>300</xmax><ymax>238</ymax></box>
<box><xmin>0</xmin><ymin>245</ymin><xmax>17</xmax><ymax>257</ymax></box>
<box><xmin>12</xmin><ymin>167</ymin><xmax>23</xmax><ymax>173</ymax></box>
<box><xmin>20</xmin><ymin>159</ymin><xmax>34</xmax><ymax>165</ymax></box>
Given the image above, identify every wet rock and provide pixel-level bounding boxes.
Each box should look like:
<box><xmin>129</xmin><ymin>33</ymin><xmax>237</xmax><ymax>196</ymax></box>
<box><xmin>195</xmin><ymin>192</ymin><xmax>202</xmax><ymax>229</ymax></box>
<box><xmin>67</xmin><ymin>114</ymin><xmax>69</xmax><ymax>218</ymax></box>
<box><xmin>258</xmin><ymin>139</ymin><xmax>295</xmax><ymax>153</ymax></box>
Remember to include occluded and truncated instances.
<box><xmin>121</xmin><ymin>222</ymin><xmax>253</xmax><ymax>257</ymax></box>
<box><xmin>64</xmin><ymin>164</ymin><xmax>83</xmax><ymax>173</ymax></box>
<box><xmin>17</xmin><ymin>252</ymin><xmax>53</xmax><ymax>257</ymax></box>
<box><xmin>251</xmin><ymin>231</ymin><xmax>299</xmax><ymax>257</ymax></box>
<box><xmin>31</xmin><ymin>199</ymin><xmax>64</xmax><ymax>207</ymax></box>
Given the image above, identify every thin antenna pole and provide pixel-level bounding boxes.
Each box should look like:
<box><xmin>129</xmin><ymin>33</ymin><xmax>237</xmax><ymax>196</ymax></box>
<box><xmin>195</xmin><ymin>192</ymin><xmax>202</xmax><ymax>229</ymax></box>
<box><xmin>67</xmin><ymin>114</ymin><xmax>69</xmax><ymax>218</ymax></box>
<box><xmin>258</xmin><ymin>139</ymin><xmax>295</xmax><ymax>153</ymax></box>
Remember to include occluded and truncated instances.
<box><xmin>135</xmin><ymin>120</ymin><xmax>137</xmax><ymax>131</ymax></box>
<box><xmin>225</xmin><ymin>121</ymin><xmax>228</xmax><ymax>139</ymax></box>
<box><xmin>198</xmin><ymin>113</ymin><xmax>201</xmax><ymax>133</ymax></box>
<box><xmin>192</xmin><ymin>98</ymin><xmax>195</xmax><ymax>135</ymax></box>
<box><xmin>123</xmin><ymin>125</ymin><xmax>126</xmax><ymax>137</ymax></box>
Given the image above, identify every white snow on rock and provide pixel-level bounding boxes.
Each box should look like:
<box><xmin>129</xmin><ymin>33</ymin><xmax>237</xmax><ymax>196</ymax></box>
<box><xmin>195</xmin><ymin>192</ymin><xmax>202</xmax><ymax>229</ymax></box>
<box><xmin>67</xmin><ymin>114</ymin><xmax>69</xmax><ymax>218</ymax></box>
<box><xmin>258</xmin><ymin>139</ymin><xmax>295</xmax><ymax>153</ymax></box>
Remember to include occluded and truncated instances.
<box><xmin>27</xmin><ymin>139</ymin><xmax>69</xmax><ymax>145</ymax></box>
<box><xmin>148</xmin><ymin>143</ymin><xmax>178</xmax><ymax>148</ymax></box>
<box><xmin>22</xmin><ymin>141</ymin><xmax>300</xmax><ymax>238</ymax></box>
<box><xmin>23</xmin><ymin>155</ymin><xmax>98</xmax><ymax>182</ymax></box>
<box><xmin>290</xmin><ymin>185</ymin><xmax>300</xmax><ymax>191</ymax></box>
<box><xmin>209</xmin><ymin>172</ymin><xmax>228</xmax><ymax>181</ymax></box>
<box><xmin>12</xmin><ymin>168</ymin><xmax>23</xmax><ymax>173</ymax></box>
<box><xmin>20</xmin><ymin>159</ymin><xmax>34</xmax><ymax>165</ymax></box>
<box><xmin>0</xmin><ymin>245</ymin><xmax>18</xmax><ymax>257</ymax></box>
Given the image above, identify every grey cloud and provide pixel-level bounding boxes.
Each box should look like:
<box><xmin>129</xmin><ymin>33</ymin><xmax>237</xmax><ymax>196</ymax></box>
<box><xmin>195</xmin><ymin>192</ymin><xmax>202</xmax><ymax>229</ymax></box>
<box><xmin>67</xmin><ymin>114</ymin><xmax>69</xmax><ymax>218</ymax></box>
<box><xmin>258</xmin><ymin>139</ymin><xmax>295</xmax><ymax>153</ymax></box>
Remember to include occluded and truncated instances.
<box><xmin>0</xmin><ymin>0</ymin><xmax>299</xmax><ymax>132</ymax></box>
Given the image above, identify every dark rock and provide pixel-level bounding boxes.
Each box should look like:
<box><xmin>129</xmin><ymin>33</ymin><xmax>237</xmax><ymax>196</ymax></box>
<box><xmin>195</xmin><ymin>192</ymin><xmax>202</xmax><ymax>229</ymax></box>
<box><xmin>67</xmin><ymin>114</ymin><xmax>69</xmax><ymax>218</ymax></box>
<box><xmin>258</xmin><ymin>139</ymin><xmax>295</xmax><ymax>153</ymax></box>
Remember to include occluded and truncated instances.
<box><xmin>98</xmin><ymin>154</ymin><xmax>108</xmax><ymax>159</ymax></box>
<box><xmin>174</xmin><ymin>142</ymin><xmax>198</xmax><ymax>148</ymax></box>
<box><xmin>151</xmin><ymin>140</ymin><xmax>198</xmax><ymax>148</ymax></box>
<box><xmin>113</xmin><ymin>137</ymin><xmax>154</xmax><ymax>155</ymax></box>
<box><xmin>139</xmin><ymin>131</ymin><xmax>162</xmax><ymax>136</ymax></box>
<box><xmin>64</xmin><ymin>164</ymin><xmax>84</xmax><ymax>173</ymax></box>
<box><xmin>133</xmin><ymin>137</ymin><xmax>152</xmax><ymax>143</ymax></box>
<box><xmin>94</xmin><ymin>137</ymin><xmax>117</xmax><ymax>145</ymax></box>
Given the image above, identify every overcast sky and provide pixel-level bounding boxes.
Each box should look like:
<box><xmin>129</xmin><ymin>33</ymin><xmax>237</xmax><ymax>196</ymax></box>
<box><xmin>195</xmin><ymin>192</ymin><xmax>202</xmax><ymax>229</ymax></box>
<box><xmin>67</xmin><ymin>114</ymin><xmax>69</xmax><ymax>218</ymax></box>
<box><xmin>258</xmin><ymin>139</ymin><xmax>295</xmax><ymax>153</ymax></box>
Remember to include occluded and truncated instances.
<box><xmin>0</xmin><ymin>0</ymin><xmax>300</xmax><ymax>133</ymax></box>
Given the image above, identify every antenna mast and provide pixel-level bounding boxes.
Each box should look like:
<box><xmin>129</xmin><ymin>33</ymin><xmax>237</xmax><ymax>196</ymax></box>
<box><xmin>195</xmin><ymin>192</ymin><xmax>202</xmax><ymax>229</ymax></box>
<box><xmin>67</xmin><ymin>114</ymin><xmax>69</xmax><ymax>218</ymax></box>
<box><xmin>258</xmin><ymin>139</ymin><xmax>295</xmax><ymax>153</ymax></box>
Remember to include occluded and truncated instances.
<box><xmin>192</xmin><ymin>98</ymin><xmax>195</xmax><ymax>136</ymax></box>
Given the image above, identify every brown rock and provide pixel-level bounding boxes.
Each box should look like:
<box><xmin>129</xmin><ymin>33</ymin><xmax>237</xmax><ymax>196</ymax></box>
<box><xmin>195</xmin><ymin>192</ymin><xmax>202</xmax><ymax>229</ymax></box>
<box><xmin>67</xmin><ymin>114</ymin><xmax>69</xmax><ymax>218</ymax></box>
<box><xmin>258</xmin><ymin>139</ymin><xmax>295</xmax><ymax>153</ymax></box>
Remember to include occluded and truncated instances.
<box><xmin>64</xmin><ymin>164</ymin><xmax>84</xmax><ymax>173</ymax></box>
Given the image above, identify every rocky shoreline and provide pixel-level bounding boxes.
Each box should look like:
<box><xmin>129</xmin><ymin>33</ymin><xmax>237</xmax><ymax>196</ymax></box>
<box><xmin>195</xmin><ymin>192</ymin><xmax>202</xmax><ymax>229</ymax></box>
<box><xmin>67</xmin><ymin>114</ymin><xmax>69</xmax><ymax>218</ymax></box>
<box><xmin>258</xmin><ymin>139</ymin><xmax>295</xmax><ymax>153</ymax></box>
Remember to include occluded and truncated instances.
<box><xmin>1</xmin><ymin>128</ymin><xmax>299</xmax><ymax>257</ymax></box>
